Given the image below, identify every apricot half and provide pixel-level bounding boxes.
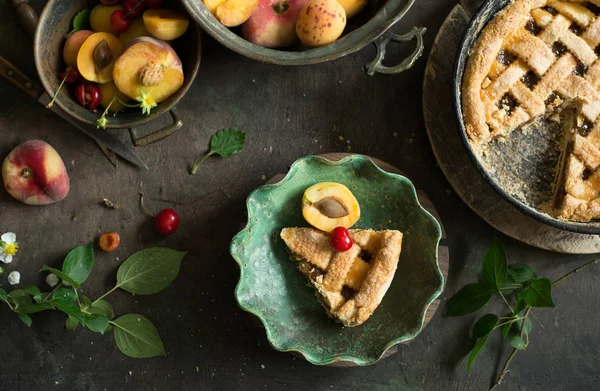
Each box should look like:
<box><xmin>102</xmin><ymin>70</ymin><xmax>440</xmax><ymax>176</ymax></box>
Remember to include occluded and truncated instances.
<box><xmin>113</xmin><ymin>37</ymin><xmax>184</xmax><ymax>103</ymax></box>
<box><xmin>143</xmin><ymin>9</ymin><xmax>190</xmax><ymax>41</ymax></box>
<box><xmin>77</xmin><ymin>32</ymin><xmax>123</xmax><ymax>83</ymax></box>
<box><xmin>302</xmin><ymin>182</ymin><xmax>360</xmax><ymax>232</ymax></box>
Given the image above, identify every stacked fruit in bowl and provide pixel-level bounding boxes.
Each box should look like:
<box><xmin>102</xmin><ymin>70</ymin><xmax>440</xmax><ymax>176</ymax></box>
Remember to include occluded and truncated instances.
<box><xmin>204</xmin><ymin>0</ymin><xmax>373</xmax><ymax>48</ymax></box>
<box><xmin>55</xmin><ymin>0</ymin><xmax>191</xmax><ymax>127</ymax></box>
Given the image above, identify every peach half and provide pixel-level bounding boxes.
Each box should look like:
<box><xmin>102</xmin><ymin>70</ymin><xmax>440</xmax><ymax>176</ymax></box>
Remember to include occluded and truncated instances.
<box><xmin>63</xmin><ymin>30</ymin><xmax>93</xmax><ymax>68</ymax></box>
<box><xmin>113</xmin><ymin>37</ymin><xmax>184</xmax><ymax>103</ymax></box>
<box><xmin>77</xmin><ymin>32</ymin><xmax>123</xmax><ymax>83</ymax></box>
<box><xmin>2</xmin><ymin>140</ymin><xmax>70</xmax><ymax>205</ymax></box>
<box><xmin>143</xmin><ymin>9</ymin><xmax>190</xmax><ymax>41</ymax></box>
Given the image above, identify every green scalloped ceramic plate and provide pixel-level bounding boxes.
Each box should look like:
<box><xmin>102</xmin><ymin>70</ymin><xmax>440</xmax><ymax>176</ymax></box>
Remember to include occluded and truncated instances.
<box><xmin>230</xmin><ymin>155</ymin><xmax>444</xmax><ymax>366</ymax></box>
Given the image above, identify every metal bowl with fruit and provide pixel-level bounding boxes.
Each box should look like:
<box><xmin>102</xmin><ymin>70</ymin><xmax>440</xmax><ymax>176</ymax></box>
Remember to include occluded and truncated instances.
<box><xmin>182</xmin><ymin>0</ymin><xmax>424</xmax><ymax>75</ymax></box>
<box><xmin>31</xmin><ymin>0</ymin><xmax>201</xmax><ymax>145</ymax></box>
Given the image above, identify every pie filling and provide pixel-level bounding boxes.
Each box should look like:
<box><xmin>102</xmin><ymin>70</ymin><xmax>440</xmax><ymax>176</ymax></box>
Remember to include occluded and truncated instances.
<box><xmin>280</xmin><ymin>227</ymin><xmax>403</xmax><ymax>327</ymax></box>
<box><xmin>462</xmin><ymin>0</ymin><xmax>600</xmax><ymax>222</ymax></box>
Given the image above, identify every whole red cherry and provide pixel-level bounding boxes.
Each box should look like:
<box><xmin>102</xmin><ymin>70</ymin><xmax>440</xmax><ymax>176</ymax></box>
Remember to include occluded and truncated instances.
<box><xmin>330</xmin><ymin>227</ymin><xmax>353</xmax><ymax>252</ymax></box>
<box><xmin>122</xmin><ymin>0</ymin><xmax>146</xmax><ymax>18</ymax></box>
<box><xmin>60</xmin><ymin>67</ymin><xmax>80</xmax><ymax>83</ymax></box>
<box><xmin>110</xmin><ymin>10</ymin><xmax>131</xmax><ymax>33</ymax></box>
<box><xmin>146</xmin><ymin>0</ymin><xmax>164</xmax><ymax>8</ymax></box>
<box><xmin>75</xmin><ymin>83</ymin><xmax>102</xmax><ymax>110</ymax></box>
<box><xmin>155</xmin><ymin>208</ymin><xmax>180</xmax><ymax>236</ymax></box>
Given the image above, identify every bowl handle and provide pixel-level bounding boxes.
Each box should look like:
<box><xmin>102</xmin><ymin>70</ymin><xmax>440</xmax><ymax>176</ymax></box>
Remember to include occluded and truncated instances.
<box><xmin>128</xmin><ymin>108</ymin><xmax>183</xmax><ymax>147</ymax></box>
<box><xmin>10</xmin><ymin>0</ymin><xmax>39</xmax><ymax>39</ymax></box>
<box><xmin>365</xmin><ymin>26</ymin><xmax>426</xmax><ymax>76</ymax></box>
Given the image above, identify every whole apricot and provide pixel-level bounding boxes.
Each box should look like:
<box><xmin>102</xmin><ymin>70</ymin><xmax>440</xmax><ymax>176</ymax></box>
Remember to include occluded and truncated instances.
<box><xmin>90</xmin><ymin>4</ymin><xmax>124</xmax><ymax>34</ymax></box>
<box><xmin>63</xmin><ymin>30</ymin><xmax>93</xmax><ymax>68</ymax></box>
<box><xmin>296</xmin><ymin>0</ymin><xmax>346</xmax><ymax>47</ymax></box>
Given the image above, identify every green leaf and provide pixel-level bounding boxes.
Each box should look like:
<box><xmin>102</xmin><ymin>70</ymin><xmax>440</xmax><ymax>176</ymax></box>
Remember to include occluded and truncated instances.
<box><xmin>81</xmin><ymin>295</ymin><xmax>93</xmax><ymax>308</ymax></box>
<box><xmin>112</xmin><ymin>314</ymin><xmax>166</xmax><ymax>358</ymax></box>
<box><xmin>62</xmin><ymin>242</ymin><xmax>94</xmax><ymax>284</ymax></box>
<box><xmin>24</xmin><ymin>286</ymin><xmax>42</xmax><ymax>303</ymax></box>
<box><xmin>71</xmin><ymin>8</ymin><xmax>91</xmax><ymax>32</ymax></box>
<box><xmin>513</xmin><ymin>298</ymin><xmax>527</xmax><ymax>315</ymax></box>
<box><xmin>8</xmin><ymin>290</ymin><xmax>32</xmax><ymax>310</ymax></box>
<box><xmin>482</xmin><ymin>238</ymin><xmax>507</xmax><ymax>291</ymax></box>
<box><xmin>517</xmin><ymin>317</ymin><xmax>533</xmax><ymax>336</ymax></box>
<box><xmin>54</xmin><ymin>301</ymin><xmax>86</xmax><ymax>324</ymax></box>
<box><xmin>65</xmin><ymin>316</ymin><xmax>79</xmax><ymax>331</ymax></box>
<box><xmin>0</xmin><ymin>288</ymin><xmax>9</xmax><ymax>304</ymax></box>
<box><xmin>190</xmin><ymin>129</ymin><xmax>246</xmax><ymax>174</ymax></box>
<box><xmin>472</xmin><ymin>314</ymin><xmax>498</xmax><ymax>339</ymax></box>
<box><xmin>509</xmin><ymin>335</ymin><xmax>527</xmax><ymax>350</ymax></box>
<box><xmin>52</xmin><ymin>287</ymin><xmax>77</xmax><ymax>304</ymax></box>
<box><xmin>19</xmin><ymin>302</ymin><xmax>56</xmax><ymax>314</ymax></box>
<box><xmin>468</xmin><ymin>334</ymin><xmax>490</xmax><ymax>372</ymax></box>
<box><xmin>507</xmin><ymin>264</ymin><xmax>537</xmax><ymax>285</ymax></box>
<box><xmin>501</xmin><ymin>322</ymin><xmax>512</xmax><ymax>339</ymax></box>
<box><xmin>18</xmin><ymin>313</ymin><xmax>32</xmax><ymax>327</ymax></box>
<box><xmin>519</xmin><ymin>278</ymin><xmax>556</xmax><ymax>308</ymax></box>
<box><xmin>39</xmin><ymin>266</ymin><xmax>80</xmax><ymax>288</ymax></box>
<box><xmin>446</xmin><ymin>283</ymin><xmax>494</xmax><ymax>316</ymax></box>
<box><xmin>116</xmin><ymin>248</ymin><xmax>187</xmax><ymax>295</ymax></box>
<box><xmin>89</xmin><ymin>300</ymin><xmax>114</xmax><ymax>320</ymax></box>
<box><xmin>84</xmin><ymin>314</ymin><xmax>109</xmax><ymax>335</ymax></box>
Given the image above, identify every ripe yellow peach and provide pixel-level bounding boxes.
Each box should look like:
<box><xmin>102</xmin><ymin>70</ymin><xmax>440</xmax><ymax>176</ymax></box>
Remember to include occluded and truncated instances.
<box><xmin>90</xmin><ymin>4</ymin><xmax>123</xmax><ymax>35</ymax></box>
<box><xmin>296</xmin><ymin>0</ymin><xmax>346</xmax><ymax>47</ymax></box>
<box><xmin>77</xmin><ymin>32</ymin><xmax>123</xmax><ymax>83</ymax></box>
<box><xmin>113</xmin><ymin>37</ymin><xmax>184</xmax><ymax>103</ymax></box>
<box><xmin>119</xmin><ymin>18</ymin><xmax>149</xmax><ymax>46</ymax></box>
<box><xmin>143</xmin><ymin>9</ymin><xmax>190</xmax><ymax>41</ymax></box>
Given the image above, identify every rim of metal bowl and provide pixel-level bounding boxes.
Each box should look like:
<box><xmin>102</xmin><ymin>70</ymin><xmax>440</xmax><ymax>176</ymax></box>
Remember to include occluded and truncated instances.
<box><xmin>181</xmin><ymin>0</ymin><xmax>414</xmax><ymax>65</ymax></box>
<box><xmin>33</xmin><ymin>0</ymin><xmax>201</xmax><ymax>129</ymax></box>
<box><xmin>452</xmin><ymin>0</ymin><xmax>600</xmax><ymax>235</ymax></box>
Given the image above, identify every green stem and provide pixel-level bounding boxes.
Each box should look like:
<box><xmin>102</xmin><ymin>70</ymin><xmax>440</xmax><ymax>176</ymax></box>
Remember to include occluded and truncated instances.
<box><xmin>116</xmin><ymin>96</ymin><xmax>141</xmax><ymax>108</ymax></box>
<box><xmin>138</xmin><ymin>191</ymin><xmax>155</xmax><ymax>218</ymax></box>
<box><xmin>190</xmin><ymin>152</ymin><xmax>213</xmax><ymax>175</ymax></box>
<box><xmin>43</xmin><ymin>282</ymin><xmax>63</xmax><ymax>301</ymax></box>
<box><xmin>552</xmin><ymin>258</ymin><xmax>600</xmax><ymax>287</ymax></box>
<box><xmin>499</xmin><ymin>291</ymin><xmax>514</xmax><ymax>314</ymax></box>
<box><xmin>492</xmin><ymin>317</ymin><xmax>520</xmax><ymax>331</ymax></box>
<box><xmin>91</xmin><ymin>285</ymin><xmax>119</xmax><ymax>306</ymax></box>
<box><xmin>46</xmin><ymin>72</ymin><xmax>68</xmax><ymax>108</ymax></box>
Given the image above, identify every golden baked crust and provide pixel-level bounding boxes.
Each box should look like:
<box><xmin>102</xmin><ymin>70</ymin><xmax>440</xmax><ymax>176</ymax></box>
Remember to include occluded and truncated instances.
<box><xmin>280</xmin><ymin>227</ymin><xmax>403</xmax><ymax>327</ymax></box>
<box><xmin>462</xmin><ymin>0</ymin><xmax>600</xmax><ymax>221</ymax></box>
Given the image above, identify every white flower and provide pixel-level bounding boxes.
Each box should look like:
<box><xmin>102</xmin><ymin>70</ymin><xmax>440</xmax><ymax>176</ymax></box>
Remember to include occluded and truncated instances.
<box><xmin>0</xmin><ymin>232</ymin><xmax>18</xmax><ymax>264</ymax></box>
<box><xmin>46</xmin><ymin>273</ymin><xmax>59</xmax><ymax>287</ymax></box>
<box><xmin>8</xmin><ymin>271</ymin><xmax>20</xmax><ymax>285</ymax></box>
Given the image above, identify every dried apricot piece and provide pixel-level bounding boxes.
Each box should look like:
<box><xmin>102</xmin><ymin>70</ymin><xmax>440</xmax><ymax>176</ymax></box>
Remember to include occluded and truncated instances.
<box><xmin>99</xmin><ymin>232</ymin><xmax>120</xmax><ymax>252</ymax></box>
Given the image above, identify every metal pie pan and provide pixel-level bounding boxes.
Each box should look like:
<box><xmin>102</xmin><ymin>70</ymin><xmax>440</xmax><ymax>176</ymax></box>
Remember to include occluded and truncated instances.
<box><xmin>452</xmin><ymin>0</ymin><xmax>600</xmax><ymax>235</ymax></box>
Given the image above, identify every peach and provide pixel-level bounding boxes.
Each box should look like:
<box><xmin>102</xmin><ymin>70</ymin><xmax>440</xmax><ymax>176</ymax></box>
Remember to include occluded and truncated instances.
<box><xmin>119</xmin><ymin>18</ymin><xmax>149</xmax><ymax>45</ymax></box>
<box><xmin>242</xmin><ymin>0</ymin><xmax>309</xmax><ymax>48</ymax></box>
<box><xmin>2</xmin><ymin>140</ymin><xmax>69</xmax><ymax>205</ymax></box>
<box><xmin>90</xmin><ymin>4</ymin><xmax>124</xmax><ymax>34</ymax></box>
<box><xmin>296</xmin><ymin>0</ymin><xmax>346</xmax><ymax>47</ymax></box>
<box><xmin>143</xmin><ymin>9</ymin><xmax>190</xmax><ymax>41</ymax></box>
<box><xmin>203</xmin><ymin>0</ymin><xmax>227</xmax><ymax>14</ymax></box>
<box><xmin>337</xmin><ymin>0</ymin><xmax>367</xmax><ymax>19</ymax></box>
<box><xmin>77</xmin><ymin>32</ymin><xmax>123</xmax><ymax>83</ymax></box>
<box><xmin>63</xmin><ymin>30</ymin><xmax>93</xmax><ymax>68</ymax></box>
<box><xmin>215</xmin><ymin>0</ymin><xmax>259</xmax><ymax>27</ymax></box>
<box><xmin>113</xmin><ymin>37</ymin><xmax>183</xmax><ymax>103</ymax></box>
<box><xmin>99</xmin><ymin>82</ymin><xmax>130</xmax><ymax>112</ymax></box>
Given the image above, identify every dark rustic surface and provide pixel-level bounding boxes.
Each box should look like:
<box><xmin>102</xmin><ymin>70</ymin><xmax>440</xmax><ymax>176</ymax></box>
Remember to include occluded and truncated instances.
<box><xmin>0</xmin><ymin>1</ymin><xmax>599</xmax><ymax>390</ymax></box>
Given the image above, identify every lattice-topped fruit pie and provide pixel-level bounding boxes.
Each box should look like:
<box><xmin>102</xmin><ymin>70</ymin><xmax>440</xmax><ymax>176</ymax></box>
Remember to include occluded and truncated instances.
<box><xmin>462</xmin><ymin>0</ymin><xmax>600</xmax><ymax>221</ymax></box>
<box><xmin>281</xmin><ymin>228</ymin><xmax>403</xmax><ymax>327</ymax></box>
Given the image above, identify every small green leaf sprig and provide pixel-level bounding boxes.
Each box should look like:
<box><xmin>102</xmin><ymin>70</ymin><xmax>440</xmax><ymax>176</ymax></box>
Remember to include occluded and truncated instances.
<box><xmin>189</xmin><ymin>128</ymin><xmax>247</xmax><ymax>174</ymax></box>
<box><xmin>0</xmin><ymin>243</ymin><xmax>187</xmax><ymax>359</ymax></box>
<box><xmin>447</xmin><ymin>238</ymin><xmax>600</xmax><ymax>390</ymax></box>
<box><xmin>96</xmin><ymin>91</ymin><xmax>157</xmax><ymax>129</ymax></box>
<box><xmin>69</xmin><ymin>8</ymin><xmax>91</xmax><ymax>34</ymax></box>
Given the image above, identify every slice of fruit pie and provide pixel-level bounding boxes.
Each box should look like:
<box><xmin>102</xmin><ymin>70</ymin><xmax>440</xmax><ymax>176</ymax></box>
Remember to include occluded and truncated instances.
<box><xmin>280</xmin><ymin>182</ymin><xmax>403</xmax><ymax>327</ymax></box>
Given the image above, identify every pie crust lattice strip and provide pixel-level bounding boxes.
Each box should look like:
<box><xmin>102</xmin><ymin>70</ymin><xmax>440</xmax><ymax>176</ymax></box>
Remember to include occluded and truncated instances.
<box><xmin>280</xmin><ymin>227</ymin><xmax>403</xmax><ymax>327</ymax></box>
<box><xmin>462</xmin><ymin>0</ymin><xmax>600</xmax><ymax>221</ymax></box>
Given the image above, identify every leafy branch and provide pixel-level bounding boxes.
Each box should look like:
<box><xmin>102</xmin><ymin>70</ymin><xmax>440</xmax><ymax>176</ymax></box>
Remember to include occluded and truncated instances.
<box><xmin>0</xmin><ymin>243</ymin><xmax>186</xmax><ymax>359</ymax></box>
<box><xmin>446</xmin><ymin>238</ymin><xmax>600</xmax><ymax>389</ymax></box>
